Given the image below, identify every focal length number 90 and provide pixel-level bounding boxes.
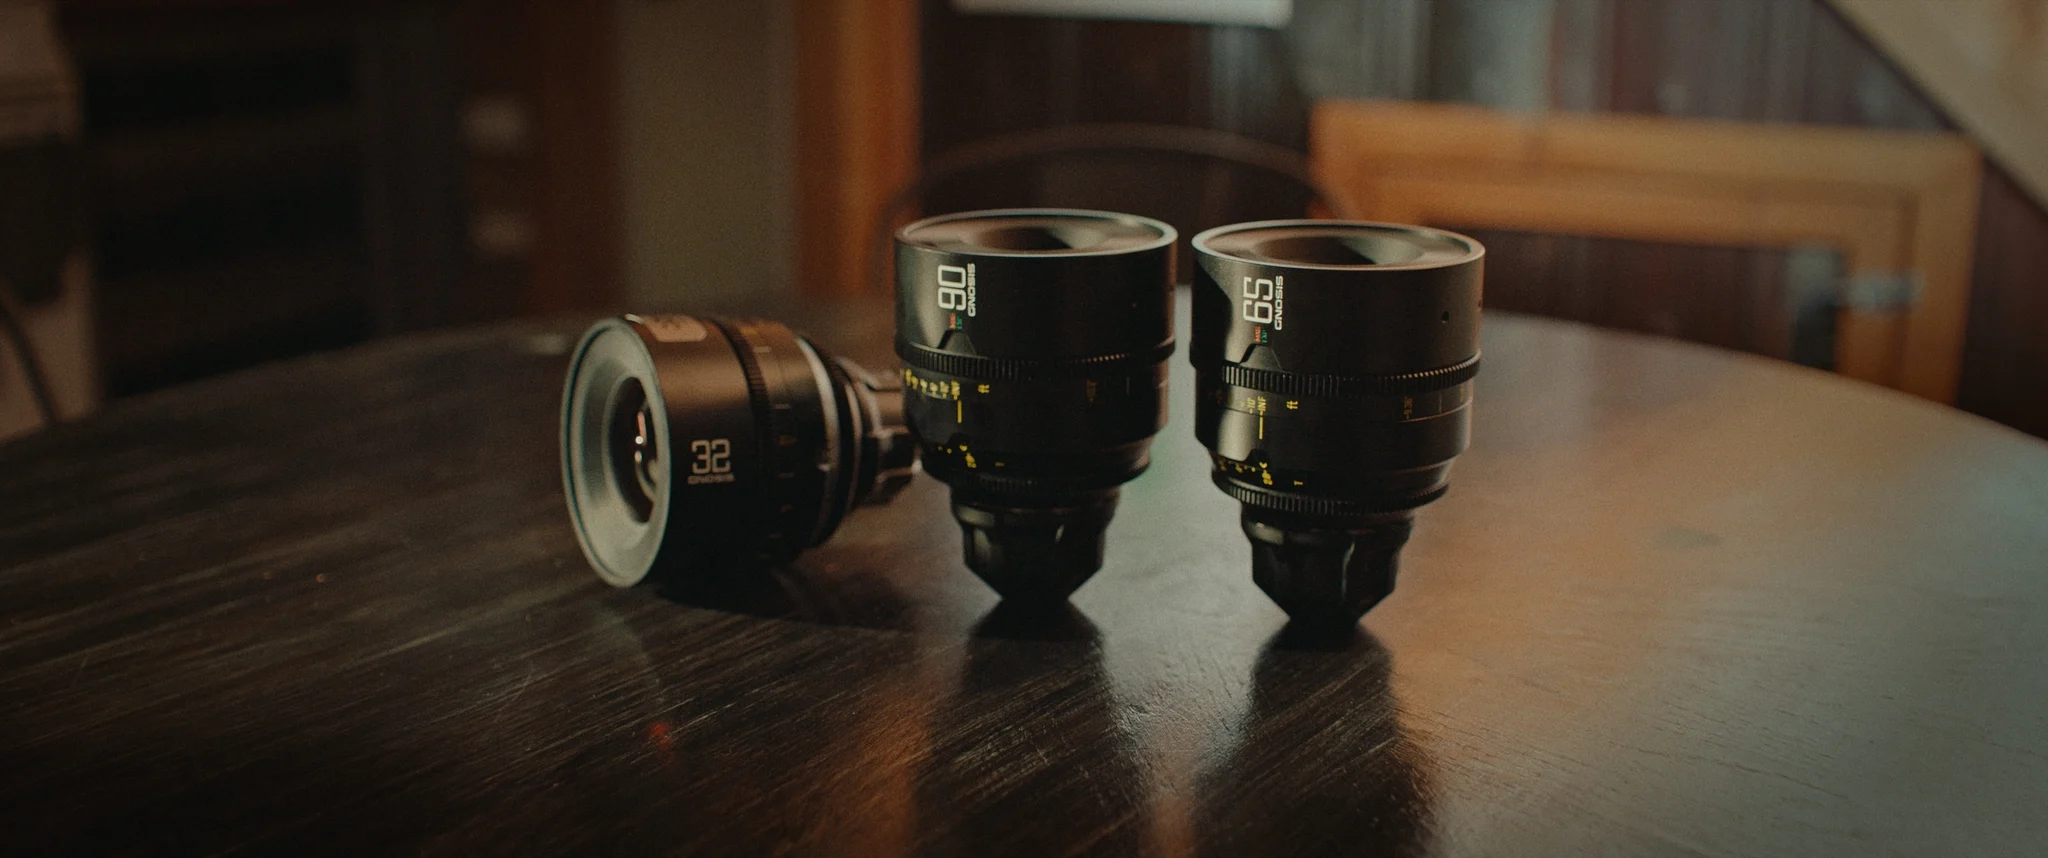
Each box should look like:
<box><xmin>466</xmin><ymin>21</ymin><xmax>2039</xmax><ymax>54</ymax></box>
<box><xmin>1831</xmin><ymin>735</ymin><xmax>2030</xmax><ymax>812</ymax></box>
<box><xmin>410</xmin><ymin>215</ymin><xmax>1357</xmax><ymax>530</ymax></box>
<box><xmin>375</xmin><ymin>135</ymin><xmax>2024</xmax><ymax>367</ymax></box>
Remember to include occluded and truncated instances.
<box><xmin>937</xmin><ymin>264</ymin><xmax>978</xmax><ymax>317</ymax></box>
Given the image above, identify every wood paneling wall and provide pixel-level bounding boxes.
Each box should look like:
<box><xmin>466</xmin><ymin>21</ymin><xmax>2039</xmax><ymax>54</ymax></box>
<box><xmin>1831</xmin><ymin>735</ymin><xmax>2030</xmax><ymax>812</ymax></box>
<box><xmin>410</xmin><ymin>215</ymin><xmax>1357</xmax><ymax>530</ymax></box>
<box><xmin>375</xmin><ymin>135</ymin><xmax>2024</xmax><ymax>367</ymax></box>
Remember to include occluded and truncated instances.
<box><xmin>919</xmin><ymin>3</ymin><xmax>1312</xmax><ymax>268</ymax></box>
<box><xmin>449</xmin><ymin>0</ymin><xmax>620</xmax><ymax>319</ymax></box>
<box><xmin>920</xmin><ymin>0</ymin><xmax>2048</xmax><ymax>438</ymax></box>
<box><xmin>62</xmin><ymin>6</ymin><xmax>377</xmax><ymax>396</ymax></box>
<box><xmin>58</xmin><ymin>3</ymin><xmax>620</xmax><ymax>397</ymax></box>
<box><xmin>797</xmin><ymin>0</ymin><xmax>918</xmax><ymax>296</ymax></box>
<box><xmin>1963</xmin><ymin>167</ymin><xmax>2048</xmax><ymax>437</ymax></box>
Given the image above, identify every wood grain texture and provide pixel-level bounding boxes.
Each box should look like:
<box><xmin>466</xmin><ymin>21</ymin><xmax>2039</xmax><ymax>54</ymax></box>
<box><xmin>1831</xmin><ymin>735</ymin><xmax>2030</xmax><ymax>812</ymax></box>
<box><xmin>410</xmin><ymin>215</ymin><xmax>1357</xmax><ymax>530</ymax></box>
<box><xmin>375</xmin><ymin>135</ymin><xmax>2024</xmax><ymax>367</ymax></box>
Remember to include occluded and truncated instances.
<box><xmin>3</xmin><ymin>299</ymin><xmax>2048</xmax><ymax>855</ymax></box>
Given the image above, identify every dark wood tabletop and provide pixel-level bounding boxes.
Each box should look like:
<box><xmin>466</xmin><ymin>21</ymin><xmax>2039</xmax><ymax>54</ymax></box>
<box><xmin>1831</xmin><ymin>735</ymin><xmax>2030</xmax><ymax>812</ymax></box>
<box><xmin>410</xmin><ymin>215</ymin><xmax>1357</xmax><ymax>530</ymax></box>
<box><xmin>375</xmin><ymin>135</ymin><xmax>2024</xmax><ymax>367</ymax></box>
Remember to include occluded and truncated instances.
<box><xmin>4</xmin><ymin>298</ymin><xmax>2047</xmax><ymax>857</ymax></box>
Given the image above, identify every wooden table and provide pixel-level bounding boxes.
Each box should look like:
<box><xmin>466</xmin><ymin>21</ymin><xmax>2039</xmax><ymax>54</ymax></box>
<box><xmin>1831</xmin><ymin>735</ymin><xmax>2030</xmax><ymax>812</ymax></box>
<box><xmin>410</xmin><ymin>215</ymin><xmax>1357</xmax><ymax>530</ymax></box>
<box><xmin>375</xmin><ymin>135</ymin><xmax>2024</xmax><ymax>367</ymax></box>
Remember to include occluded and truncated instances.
<box><xmin>4</xmin><ymin>302</ymin><xmax>2046</xmax><ymax>856</ymax></box>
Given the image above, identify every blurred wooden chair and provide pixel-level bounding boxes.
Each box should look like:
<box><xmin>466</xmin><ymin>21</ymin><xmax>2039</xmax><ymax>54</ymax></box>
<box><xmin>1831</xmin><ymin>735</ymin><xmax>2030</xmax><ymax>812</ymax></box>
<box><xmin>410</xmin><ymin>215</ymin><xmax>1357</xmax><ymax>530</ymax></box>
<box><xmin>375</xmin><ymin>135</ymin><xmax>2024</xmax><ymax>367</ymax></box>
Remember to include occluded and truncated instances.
<box><xmin>1</xmin><ymin>2</ymin><xmax>96</xmax><ymax>441</ymax></box>
<box><xmin>1311</xmin><ymin>99</ymin><xmax>1981</xmax><ymax>403</ymax></box>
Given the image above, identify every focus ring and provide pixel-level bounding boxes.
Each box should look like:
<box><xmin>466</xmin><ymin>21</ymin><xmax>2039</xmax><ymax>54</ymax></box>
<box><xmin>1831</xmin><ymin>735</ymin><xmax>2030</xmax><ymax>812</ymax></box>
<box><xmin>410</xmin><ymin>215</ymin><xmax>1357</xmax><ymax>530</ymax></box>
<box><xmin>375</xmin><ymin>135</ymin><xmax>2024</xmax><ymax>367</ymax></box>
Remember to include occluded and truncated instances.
<box><xmin>1204</xmin><ymin>353</ymin><xmax>1480</xmax><ymax>398</ymax></box>
<box><xmin>705</xmin><ymin>318</ymin><xmax>799</xmax><ymax>558</ymax></box>
<box><xmin>897</xmin><ymin>339</ymin><xmax>1175</xmax><ymax>381</ymax></box>
<box><xmin>1213</xmin><ymin>472</ymin><xmax>1449</xmax><ymax>516</ymax></box>
<box><xmin>706</xmin><ymin>319</ymin><xmax>778</xmax><ymax>449</ymax></box>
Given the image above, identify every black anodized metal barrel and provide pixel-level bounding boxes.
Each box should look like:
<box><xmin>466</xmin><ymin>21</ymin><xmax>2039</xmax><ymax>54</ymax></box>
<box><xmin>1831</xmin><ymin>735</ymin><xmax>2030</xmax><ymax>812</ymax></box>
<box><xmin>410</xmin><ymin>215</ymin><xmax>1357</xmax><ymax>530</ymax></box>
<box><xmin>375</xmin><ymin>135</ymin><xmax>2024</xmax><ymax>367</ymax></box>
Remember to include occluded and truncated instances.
<box><xmin>895</xmin><ymin>208</ymin><xmax>1176</xmax><ymax>602</ymax></box>
<box><xmin>561</xmin><ymin>315</ymin><xmax>910</xmax><ymax>590</ymax></box>
<box><xmin>1190</xmin><ymin>220</ymin><xmax>1484</xmax><ymax>623</ymax></box>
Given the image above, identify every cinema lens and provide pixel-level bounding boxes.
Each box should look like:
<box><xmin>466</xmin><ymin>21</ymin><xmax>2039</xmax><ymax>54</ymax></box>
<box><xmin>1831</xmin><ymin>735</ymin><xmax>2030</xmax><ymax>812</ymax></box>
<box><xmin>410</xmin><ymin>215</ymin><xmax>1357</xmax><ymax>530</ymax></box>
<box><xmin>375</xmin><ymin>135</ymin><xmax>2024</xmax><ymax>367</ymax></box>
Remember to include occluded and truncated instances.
<box><xmin>895</xmin><ymin>209</ymin><xmax>1176</xmax><ymax>603</ymax></box>
<box><xmin>562</xmin><ymin>314</ymin><xmax>914</xmax><ymax>588</ymax></box>
<box><xmin>1191</xmin><ymin>220</ymin><xmax>1483</xmax><ymax>623</ymax></box>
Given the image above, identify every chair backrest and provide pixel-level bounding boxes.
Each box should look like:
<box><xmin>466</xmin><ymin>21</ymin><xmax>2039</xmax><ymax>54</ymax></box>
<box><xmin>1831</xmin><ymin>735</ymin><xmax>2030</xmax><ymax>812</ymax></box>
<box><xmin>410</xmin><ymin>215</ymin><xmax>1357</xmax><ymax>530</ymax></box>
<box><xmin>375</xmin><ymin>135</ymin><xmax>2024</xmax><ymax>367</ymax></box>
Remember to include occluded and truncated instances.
<box><xmin>1311</xmin><ymin>99</ymin><xmax>1981</xmax><ymax>403</ymax></box>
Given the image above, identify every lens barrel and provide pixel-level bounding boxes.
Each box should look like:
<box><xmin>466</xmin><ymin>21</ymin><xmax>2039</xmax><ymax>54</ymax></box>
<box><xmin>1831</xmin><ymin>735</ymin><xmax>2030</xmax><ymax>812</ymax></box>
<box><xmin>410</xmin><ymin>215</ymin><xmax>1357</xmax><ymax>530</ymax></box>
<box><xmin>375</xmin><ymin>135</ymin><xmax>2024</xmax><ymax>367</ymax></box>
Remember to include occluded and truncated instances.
<box><xmin>562</xmin><ymin>314</ymin><xmax>914</xmax><ymax>588</ymax></box>
<box><xmin>895</xmin><ymin>209</ymin><xmax>1176</xmax><ymax>603</ymax></box>
<box><xmin>1191</xmin><ymin>220</ymin><xmax>1483</xmax><ymax>623</ymax></box>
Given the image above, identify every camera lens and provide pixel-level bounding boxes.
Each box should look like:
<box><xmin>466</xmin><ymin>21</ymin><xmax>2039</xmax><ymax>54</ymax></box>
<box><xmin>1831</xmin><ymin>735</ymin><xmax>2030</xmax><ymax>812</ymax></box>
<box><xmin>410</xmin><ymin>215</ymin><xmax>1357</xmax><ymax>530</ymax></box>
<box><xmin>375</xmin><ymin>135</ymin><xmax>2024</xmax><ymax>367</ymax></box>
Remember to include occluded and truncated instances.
<box><xmin>562</xmin><ymin>314</ymin><xmax>914</xmax><ymax>588</ymax></box>
<box><xmin>1191</xmin><ymin>220</ymin><xmax>1483</xmax><ymax>624</ymax></box>
<box><xmin>895</xmin><ymin>209</ymin><xmax>1176</xmax><ymax>603</ymax></box>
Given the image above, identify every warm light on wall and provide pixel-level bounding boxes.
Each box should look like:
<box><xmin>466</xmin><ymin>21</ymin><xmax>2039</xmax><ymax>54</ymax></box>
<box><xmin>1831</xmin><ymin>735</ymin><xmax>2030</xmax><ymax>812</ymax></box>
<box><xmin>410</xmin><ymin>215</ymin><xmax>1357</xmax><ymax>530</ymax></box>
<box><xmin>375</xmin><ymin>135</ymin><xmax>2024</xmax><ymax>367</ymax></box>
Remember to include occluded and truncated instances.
<box><xmin>951</xmin><ymin>0</ymin><xmax>1291</xmax><ymax>28</ymax></box>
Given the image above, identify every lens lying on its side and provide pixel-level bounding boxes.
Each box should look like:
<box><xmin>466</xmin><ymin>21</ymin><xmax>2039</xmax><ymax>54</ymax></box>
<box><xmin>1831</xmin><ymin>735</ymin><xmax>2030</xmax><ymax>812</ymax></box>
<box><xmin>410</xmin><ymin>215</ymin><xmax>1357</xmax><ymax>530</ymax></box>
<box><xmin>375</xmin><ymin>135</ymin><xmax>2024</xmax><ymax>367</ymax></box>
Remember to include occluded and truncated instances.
<box><xmin>1191</xmin><ymin>220</ymin><xmax>1483</xmax><ymax>624</ymax></box>
<box><xmin>896</xmin><ymin>209</ymin><xmax>1176</xmax><ymax>603</ymax></box>
<box><xmin>562</xmin><ymin>314</ymin><xmax>914</xmax><ymax>588</ymax></box>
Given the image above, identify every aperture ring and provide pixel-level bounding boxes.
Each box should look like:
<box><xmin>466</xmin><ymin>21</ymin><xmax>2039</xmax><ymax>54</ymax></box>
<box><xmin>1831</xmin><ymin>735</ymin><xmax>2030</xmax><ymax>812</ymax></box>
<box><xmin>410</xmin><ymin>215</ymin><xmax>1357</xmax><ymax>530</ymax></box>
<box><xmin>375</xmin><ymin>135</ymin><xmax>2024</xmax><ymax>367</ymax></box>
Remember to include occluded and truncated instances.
<box><xmin>896</xmin><ymin>339</ymin><xmax>1175</xmax><ymax>381</ymax></box>
<box><xmin>1202</xmin><ymin>353</ymin><xmax>1480</xmax><ymax>397</ymax></box>
<box><xmin>1213</xmin><ymin>472</ymin><xmax>1448</xmax><ymax>516</ymax></box>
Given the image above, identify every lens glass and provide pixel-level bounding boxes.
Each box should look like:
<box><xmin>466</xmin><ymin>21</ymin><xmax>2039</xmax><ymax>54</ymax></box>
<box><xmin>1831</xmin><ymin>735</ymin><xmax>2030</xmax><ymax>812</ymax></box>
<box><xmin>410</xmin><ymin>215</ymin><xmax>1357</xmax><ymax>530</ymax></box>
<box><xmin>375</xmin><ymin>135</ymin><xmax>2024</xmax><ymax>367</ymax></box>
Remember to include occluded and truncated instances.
<box><xmin>564</xmin><ymin>326</ymin><xmax>670</xmax><ymax>585</ymax></box>
<box><xmin>971</xmin><ymin>224</ymin><xmax>1106</xmax><ymax>251</ymax></box>
<box><xmin>901</xmin><ymin>212</ymin><xmax>1169</xmax><ymax>257</ymax></box>
<box><xmin>1203</xmin><ymin>223</ymin><xmax>1473</xmax><ymax>269</ymax></box>
<box><xmin>606</xmin><ymin>377</ymin><xmax>658</xmax><ymax>523</ymax></box>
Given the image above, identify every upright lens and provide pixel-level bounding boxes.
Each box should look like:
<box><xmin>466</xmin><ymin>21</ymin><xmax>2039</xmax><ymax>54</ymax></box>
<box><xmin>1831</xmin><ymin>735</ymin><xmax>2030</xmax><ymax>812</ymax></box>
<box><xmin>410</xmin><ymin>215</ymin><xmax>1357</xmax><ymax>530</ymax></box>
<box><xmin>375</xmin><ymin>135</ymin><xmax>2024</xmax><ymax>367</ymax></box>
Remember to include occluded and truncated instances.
<box><xmin>895</xmin><ymin>209</ymin><xmax>1176</xmax><ymax>603</ymax></box>
<box><xmin>1191</xmin><ymin>221</ymin><xmax>1483</xmax><ymax>623</ymax></box>
<box><xmin>562</xmin><ymin>314</ymin><xmax>914</xmax><ymax>588</ymax></box>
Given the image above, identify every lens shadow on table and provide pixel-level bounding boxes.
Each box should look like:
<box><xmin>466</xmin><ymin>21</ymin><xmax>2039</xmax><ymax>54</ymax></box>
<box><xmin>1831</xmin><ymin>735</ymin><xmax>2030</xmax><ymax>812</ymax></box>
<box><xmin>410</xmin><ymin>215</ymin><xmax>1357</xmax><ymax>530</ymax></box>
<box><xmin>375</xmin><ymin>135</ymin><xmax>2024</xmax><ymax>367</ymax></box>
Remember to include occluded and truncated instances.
<box><xmin>540</xmin><ymin>596</ymin><xmax>1145</xmax><ymax>856</ymax></box>
<box><xmin>1194</xmin><ymin>625</ymin><xmax>1437</xmax><ymax>858</ymax></box>
<box><xmin>913</xmin><ymin>602</ymin><xmax>1154</xmax><ymax>856</ymax></box>
<box><xmin>653</xmin><ymin>559</ymin><xmax>919</xmax><ymax>632</ymax></box>
<box><xmin>436</xmin><ymin>598</ymin><xmax>944</xmax><ymax>855</ymax></box>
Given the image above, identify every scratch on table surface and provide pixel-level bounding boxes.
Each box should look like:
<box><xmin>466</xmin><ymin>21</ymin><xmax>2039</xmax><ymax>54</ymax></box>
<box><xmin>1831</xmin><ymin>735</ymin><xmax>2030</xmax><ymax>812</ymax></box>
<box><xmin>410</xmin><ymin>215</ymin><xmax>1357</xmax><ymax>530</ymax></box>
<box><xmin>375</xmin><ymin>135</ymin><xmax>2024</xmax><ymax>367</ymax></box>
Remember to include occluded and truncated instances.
<box><xmin>502</xmin><ymin>668</ymin><xmax>538</xmax><ymax>706</ymax></box>
<box><xmin>69</xmin><ymin>652</ymin><xmax>91</xmax><ymax>688</ymax></box>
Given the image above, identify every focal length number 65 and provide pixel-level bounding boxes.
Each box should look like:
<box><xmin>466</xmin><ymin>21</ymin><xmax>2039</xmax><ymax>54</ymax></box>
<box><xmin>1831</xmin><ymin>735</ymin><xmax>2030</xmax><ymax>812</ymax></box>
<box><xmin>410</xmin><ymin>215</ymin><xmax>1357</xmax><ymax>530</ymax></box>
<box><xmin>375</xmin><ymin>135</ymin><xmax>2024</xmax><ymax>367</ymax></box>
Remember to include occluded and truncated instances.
<box><xmin>1241</xmin><ymin>275</ymin><xmax>1282</xmax><ymax>327</ymax></box>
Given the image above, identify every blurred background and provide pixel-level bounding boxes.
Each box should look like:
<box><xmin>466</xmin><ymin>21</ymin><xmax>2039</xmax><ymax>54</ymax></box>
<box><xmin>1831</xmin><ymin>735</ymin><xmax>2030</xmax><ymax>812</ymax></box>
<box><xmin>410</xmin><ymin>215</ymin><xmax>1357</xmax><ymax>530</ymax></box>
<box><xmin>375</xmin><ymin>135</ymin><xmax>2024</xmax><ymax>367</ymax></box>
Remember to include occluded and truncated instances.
<box><xmin>1</xmin><ymin>0</ymin><xmax>2042</xmax><ymax>441</ymax></box>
